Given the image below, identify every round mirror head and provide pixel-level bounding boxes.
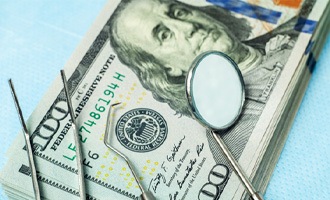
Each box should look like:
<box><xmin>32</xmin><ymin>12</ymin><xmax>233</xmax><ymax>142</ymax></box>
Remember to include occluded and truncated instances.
<box><xmin>186</xmin><ymin>51</ymin><xmax>245</xmax><ymax>130</ymax></box>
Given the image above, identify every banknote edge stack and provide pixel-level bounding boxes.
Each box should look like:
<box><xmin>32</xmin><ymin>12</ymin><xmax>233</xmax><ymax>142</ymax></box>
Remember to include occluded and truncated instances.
<box><xmin>252</xmin><ymin>2</ymin><xmax>330</xmax><ymax>196</ymax></box>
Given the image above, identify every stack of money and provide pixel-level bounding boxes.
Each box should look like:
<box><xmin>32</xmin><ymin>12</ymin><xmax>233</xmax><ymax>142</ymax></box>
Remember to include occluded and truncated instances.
<box><xmin>1</xmin><ymin>0</ymin><xmax>329</xmax><ymax>199</ymax></box>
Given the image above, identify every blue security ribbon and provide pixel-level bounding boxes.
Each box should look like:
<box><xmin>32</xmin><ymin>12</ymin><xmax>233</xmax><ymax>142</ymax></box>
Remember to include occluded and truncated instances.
<box><xmin>294</xmin><ymin>18</ymin><xmax>317</xmax><ymax>34</ymax></box>
<box><xmin>304</xmin><ymin>40</ymin><xmax>315</xmax><ymax>55</ymax></box>
<box><xmin>305</xmin><ymin>40</ymin><xmax>316</xmax><ymax>72</ymax></box>
<box><xmin>207</xmin><ymin>0</ymin><xmax>282</xmax><ymax>24</ymax></box>
<box><xmin>307</xmin><ymin>52</ymin><xmax>316</xmax><ymax>72</ymax></box>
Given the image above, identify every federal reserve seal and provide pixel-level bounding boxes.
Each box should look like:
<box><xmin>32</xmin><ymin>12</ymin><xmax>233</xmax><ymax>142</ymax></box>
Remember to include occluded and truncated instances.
<box><xmin>115</xmin><ymin>108</ymin><xmax>168</xmax><ymax>152</ymax></box>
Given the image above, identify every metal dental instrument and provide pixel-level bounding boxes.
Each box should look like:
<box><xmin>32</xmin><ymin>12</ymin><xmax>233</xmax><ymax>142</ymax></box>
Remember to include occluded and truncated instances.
<box><xmin>60</xmin><ymin>70</ymin><xmax>86</xmax><ymax>200</ymax></box>
<box><xmin>186</xmin><ymin>51</ymin><xmax>263</xmax><ymax>200</ymax></box>
<box><xmin>8</xmin><ymin>79</ymin><xmax>41</xmax><ymax>200</ymax></box>
<box><xmin>104</xmin><ymin>103</ymin><xmax>156</xmax><ymax>200</ymax></box>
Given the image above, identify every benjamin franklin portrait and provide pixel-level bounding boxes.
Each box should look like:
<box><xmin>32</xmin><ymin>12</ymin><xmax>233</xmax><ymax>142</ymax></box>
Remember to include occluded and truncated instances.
<box><xmin>108</xmin><ymin>0</ymin><xmax>299</xmax><ymax>117</ymax></box>
<box><xmin>107</xmin><ymin>0</ymin><xmax>303</xmax><ymax>163</ymax></box>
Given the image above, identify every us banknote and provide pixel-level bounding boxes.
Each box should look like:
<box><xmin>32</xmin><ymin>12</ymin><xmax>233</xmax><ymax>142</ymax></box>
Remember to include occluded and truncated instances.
<box><xmin>1</xmin><ymin>0</ymin><xmax>329</xmax><ymax>199</ymax></box>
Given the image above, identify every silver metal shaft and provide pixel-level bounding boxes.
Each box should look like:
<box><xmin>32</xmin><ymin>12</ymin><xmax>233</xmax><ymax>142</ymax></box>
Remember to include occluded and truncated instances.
<box><xmin>8</xmin><ymin>79</ymin><xmax>41</xmax><ymax>200</ymax></box>
<box><xmin>104</xmin><ymin>103</ymin><xmax>155</xmax><ymax>200</ymax></box>
<box><xmin>61</xmin><ymin>70</ymin><xmax>86</xmax><ymax>200</ymax></box>
<box><xmin>211</xmin><ymin>131</ymin><xmax>263</xmax><ymax>200</ymax></box>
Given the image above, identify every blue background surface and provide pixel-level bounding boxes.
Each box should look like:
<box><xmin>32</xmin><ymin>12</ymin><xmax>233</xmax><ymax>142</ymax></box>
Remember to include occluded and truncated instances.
<box><xmin>0</xmin><ymin>1</ymin><xmax>329</xmax><ymax>199</ymax></box>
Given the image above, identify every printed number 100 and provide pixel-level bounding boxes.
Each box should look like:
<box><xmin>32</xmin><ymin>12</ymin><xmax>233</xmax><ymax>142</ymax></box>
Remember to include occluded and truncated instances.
<box><xmin>198</xmin><ymin>164</ymin><xmax>229</xmax><ymax>200</ymax></box>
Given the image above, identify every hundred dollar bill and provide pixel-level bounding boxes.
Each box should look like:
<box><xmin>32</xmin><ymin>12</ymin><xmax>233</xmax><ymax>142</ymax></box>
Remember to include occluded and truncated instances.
<box><xmin>1</xmin><ymin>0</ymin><xmax>329</xmax><ymax>199</ymax></box>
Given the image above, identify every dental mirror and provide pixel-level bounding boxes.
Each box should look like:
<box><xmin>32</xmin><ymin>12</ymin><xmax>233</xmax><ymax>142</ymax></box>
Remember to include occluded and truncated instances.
<box><xmin>186</xmin><ymin>51</ymin><xmax>263</xmax><ymax>200</ymax></box>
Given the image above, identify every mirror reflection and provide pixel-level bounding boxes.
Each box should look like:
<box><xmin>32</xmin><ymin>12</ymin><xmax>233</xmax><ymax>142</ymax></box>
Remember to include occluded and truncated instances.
<box><xmin>187</xmin><ymin>51</ymin><xmax>245</xmax><ymax>130</ymax></box>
